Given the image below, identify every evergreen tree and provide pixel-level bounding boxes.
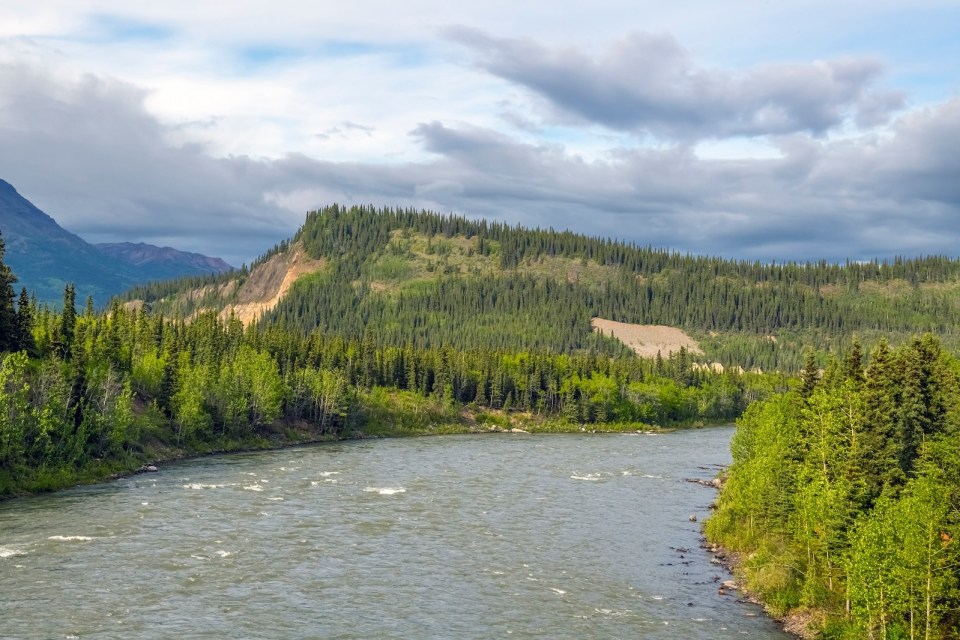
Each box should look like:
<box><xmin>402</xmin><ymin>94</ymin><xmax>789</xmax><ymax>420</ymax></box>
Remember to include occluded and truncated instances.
<box><xmin>15</xmin><ymin>287</ymin><xmax>36</xmax><ymax>356</ymax></box>
<box><xmin>59</xmin><ymin>283</ymin><xmax>77</xmax><ymax>359</ymax></box>
<box><xmin>0</xmin><ymin>230</ymin><xmax>18</xmax><ymax>352</ymax></box>
<box><xmin>800</xmin><ymin>349</ymin><xmax>820</xmax><ymax>398</ymax></box>
<box><xmin>843</xmin><ymin>336</ymin><xmax>865</xmax><ymax>385</ymax></box>
<box><xmin>858</xmin><ymin>339</ymin><xmax>903</xmax><ymax>503</ymax></box>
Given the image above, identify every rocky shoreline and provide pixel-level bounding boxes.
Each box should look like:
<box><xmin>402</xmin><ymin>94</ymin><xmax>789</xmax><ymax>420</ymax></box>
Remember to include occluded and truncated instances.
<box><xmin>691</xmin><ymin>471</ymin><xmax>816</xmax><ymax>639</ymax></box>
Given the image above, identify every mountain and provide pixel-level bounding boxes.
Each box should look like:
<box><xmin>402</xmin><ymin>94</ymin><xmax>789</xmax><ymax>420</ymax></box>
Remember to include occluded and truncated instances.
<box><xmin>121</xmin><ymin>204</ymin><xmax>960</xmax><ymax>370</ymax></box>
<box><xmin>95</xmin><ymin>242</ymin><xmax>232</xmax><ymax>281</ymax></box>
<box><xmin>0</xmin><ymin>179</ymin><xmax>232</xmax><ymax>306</ymax></box>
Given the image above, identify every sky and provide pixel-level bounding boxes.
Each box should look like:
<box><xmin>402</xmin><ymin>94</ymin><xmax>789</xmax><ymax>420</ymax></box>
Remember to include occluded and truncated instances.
<box><xmin>1</xmin><ymin>2</ymin><xmax>958</xmax><ymax>267</ymax></box>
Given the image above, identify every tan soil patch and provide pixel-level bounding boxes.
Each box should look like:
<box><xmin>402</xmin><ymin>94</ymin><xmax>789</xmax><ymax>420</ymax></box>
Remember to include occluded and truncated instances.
<box><xmin>221</xmin><ymin>243</ymin><xmax>326</xmax><ymax>325</ymax></box>
<box><xmin>591</xmin><ymin>318</ymin><xmax>702</xmax><ymax>358</ymax></box>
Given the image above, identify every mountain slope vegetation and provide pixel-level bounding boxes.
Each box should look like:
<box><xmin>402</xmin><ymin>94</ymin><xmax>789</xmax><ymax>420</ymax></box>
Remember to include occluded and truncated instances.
<box><xmin>124</xmin><ymin>204</ymin><xmax>960</xmax><ymax>370</ymax></box>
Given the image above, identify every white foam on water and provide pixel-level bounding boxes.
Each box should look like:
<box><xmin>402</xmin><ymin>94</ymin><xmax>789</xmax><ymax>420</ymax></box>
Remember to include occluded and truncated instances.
<box><xmin>183</xmin><ymin>483</ymin><xmax>227</xmax><ymax>490</ymax></box>
<box><xmin>571</xmin><ymin>473</ymin><xmax>602</xmax><ymax>481</ymax></box>
<box><xmin>363</xmin><ymin>487</ymin><xmax>406</xmax><ymax>495</ymax></box>
<box><xmin>318</xmin><ymin>471</ymin><xmax>340</xmax><ymax>477</ymax></box>
<box><xmin>267</xmin><ymin>497</ymin><xmax>284</xmax><ymax>501</ymax></box>
<box><xmin>215</xmin><ymin>550</ymin><xmax>232</xmax><ymax>557</ymax></box>
<box><xmin>243</xmin><ymin>484</ymin><xmax>264</xmax><ymax>492</ymax></box>
<box><xmin>48</xmin><ymin>536</ymin><xmax>93</xmax><ymax>542</ymax></box>
<box><xmin>0</xmin><ymin>546</ymin><xmax>26</xmax><ymax>558</ymax></box>
<box><xmin>641</xmin><ymin>474</ymin><xmax>664</xmax><ymax>479</ymax></box>
<box><xmin>550</xmin><ymin>588</ymin><xmax>566</xmax><ymax>595</ymax></box>
<box><xmin>594</xmin><ymin>608</ymin><xmax>632</xmax><ymax>617</ymax></box>
<box><xmin>141</xmin><ymin>502</ymin><xmax>149</xmax><ymax>506</ymax></box>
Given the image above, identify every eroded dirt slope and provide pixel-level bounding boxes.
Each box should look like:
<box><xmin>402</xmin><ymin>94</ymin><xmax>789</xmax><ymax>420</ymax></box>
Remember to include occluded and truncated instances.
<box><xmin>591</xmin><ymin>318</ymin><xmax>703</xmax><ymax>358</ymax></box>
<box><xmin>221</xmin><ymin>244</ymin><xmax>326</xmax><ymax>325</ymax></box>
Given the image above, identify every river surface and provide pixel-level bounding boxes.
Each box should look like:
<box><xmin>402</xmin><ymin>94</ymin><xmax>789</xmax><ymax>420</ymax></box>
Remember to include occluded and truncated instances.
<box><xmin>0</xmin><ymin>428</ymin><xmax>789</xmax><ymax>639</ymax></box>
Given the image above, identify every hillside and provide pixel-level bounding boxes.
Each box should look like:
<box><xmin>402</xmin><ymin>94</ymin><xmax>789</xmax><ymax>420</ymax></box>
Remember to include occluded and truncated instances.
<box><xmin>121</xmin><ymin>204</ymin><xmax>960</xmax><ymax>370</ymax></box>
<box><xmin>0</xmin><ymin>179</ymin><xmax>233</xmax><ymax>306</ymax></box>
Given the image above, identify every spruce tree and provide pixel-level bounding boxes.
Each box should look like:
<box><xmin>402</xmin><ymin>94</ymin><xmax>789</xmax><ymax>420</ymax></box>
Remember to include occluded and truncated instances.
<box><xmin>15</xmin><ymin>287</ymin><xmax>36</xmax><ymax>356</ymax></box>
<box><xmin>843</xmin><ymin>336</ymin><xmax>865</xmax><ymax>385</ymax></box>
<box><xmin>858</xmin><ymin>339</ymin><xmax>903</xmax><ymax>503</ymax></box>
<box><xmin>800</xmin><ymin>349</ymin><xmax>820</xmax><ymax>398</ymax></box>
<box><xmin>0</xmin><ymin>230</ymin><xmax>18</xmax><ymax>352</ymax></box>
<box><xmin>59</xmin><ymin>283</ymin><xmax>77</xmax><ymax>359</ymax></box>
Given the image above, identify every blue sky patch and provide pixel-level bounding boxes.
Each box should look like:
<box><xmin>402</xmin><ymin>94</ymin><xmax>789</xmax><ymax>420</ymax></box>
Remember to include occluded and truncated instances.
<box><xmin>86</xmin><ymin>14</ymin><xmax>175</xmax><ymax>43</ymax></box>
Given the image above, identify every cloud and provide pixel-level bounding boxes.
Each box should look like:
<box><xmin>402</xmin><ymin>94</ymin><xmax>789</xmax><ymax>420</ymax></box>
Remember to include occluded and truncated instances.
<box><xmin>0</xmin><ymin>60</ymin><xmax>294</xmax><ymax>265</ymax></box>
<box><xmin>0</xmin><ymin>49</ymin><xmax>958</xmax><ymax>268</ymax></box>
<box><xmin>315</xmin><ymin>121</ymin><xmax>375</xmax><ymax>140</ymax></box>
<box><xmin>267</xmin><ymin>102</ymin><xmax>960</xmax><ymax>262</ymax></box>
<box><xmin>444</xmin><ymin>27</ymin><xmax>906</xmax><ymax>141</ymax></box>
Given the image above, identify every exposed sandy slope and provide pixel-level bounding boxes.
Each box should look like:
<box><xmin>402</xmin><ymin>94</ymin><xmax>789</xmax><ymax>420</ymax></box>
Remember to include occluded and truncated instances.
<box><xmin>591</xmin><ymin>318</ymin><xmax>703</xmax><ymax>358</ymax></box>
<box><xmin>222</xmin><ymin>244</ymin><xmax>325</xmax><ymax>325</ymax></box>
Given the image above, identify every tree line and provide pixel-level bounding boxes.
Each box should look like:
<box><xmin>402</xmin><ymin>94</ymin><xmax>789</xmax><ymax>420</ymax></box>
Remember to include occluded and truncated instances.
<box><xmin>122</xmin><ymin>205</ymin><xmax>960</xmax><ymax>370</ymax></box>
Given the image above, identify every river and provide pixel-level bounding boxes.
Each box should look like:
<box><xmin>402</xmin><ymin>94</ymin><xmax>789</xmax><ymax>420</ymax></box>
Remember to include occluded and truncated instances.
<box><xmin>0</xmin><ymin>427</ymin><xmax>789</xmax><ymax>639</ymax></box>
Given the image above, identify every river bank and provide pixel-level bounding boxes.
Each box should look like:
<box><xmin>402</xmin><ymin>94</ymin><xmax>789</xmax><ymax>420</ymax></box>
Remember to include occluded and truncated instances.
<box><xmin>700</xmin><ymin>539</ymin><xmax>816</xmax><ymax>639</ymax></box>
<box><xmin>0</xmin><ymin>398</ymin><xmax>694</xmax><ymax>501</ymax></box>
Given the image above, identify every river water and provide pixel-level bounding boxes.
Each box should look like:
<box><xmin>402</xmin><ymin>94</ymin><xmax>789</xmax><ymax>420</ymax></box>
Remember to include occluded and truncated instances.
<box><xmin>0</xmin><ymin>428</ymin><xmax>788</xmax><ymax>639</ymax></box>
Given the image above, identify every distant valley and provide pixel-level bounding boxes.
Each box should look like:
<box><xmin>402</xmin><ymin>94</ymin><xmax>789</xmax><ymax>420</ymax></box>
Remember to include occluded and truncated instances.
<box><xmin>0</xmin><ymin>179</ymin><xmax>232</xmax><ymax>306</ymax></box>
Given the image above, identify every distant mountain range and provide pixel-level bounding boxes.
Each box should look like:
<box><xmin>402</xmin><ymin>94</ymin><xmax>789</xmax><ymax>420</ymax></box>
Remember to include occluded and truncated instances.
<box><xmin>0</xmin><ymin>179</ymin><xmax>233</xmax><ymax>306</ymax></box>
<box><xmin>94</xmin><ymin>242</ymin><xmax>232</xmax><ymax>278</ymax></box>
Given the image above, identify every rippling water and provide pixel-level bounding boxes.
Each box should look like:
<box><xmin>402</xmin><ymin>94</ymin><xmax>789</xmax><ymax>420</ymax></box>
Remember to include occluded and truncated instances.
<box><xmin>0</xmin><ymin>428</ymin><xmax>788</xmax><ymax>639</ymax></box>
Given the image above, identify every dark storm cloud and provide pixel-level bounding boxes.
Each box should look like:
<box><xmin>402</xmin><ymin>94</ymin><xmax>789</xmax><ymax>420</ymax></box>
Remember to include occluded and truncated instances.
<box><xmin>0</xmin><ymin>61</ymin><xmax>294</xmax><ymax>265</ymax></box>
<box><xmin>1</xmin><ymin>59</ymin><xmax>957</xmax><ymax>266</ymax></box>
<box><xmin>444</xmin><ymin>27</ymin><xmax>906</xmax><ymax>140</ymax></box>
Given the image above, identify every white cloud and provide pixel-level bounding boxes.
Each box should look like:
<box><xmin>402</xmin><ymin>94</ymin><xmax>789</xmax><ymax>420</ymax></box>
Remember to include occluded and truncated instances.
<box><xmin>0</xmin><ymin>2</ymin><xmax>958</xmax><ymax>266</ymax></box>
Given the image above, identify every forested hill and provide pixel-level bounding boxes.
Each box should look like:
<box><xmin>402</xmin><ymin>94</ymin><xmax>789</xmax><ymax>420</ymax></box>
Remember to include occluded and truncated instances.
<box><xmin>121</xmin><ymin>204</ymin><xmax>960</xmax><ymax>370</ymax></box>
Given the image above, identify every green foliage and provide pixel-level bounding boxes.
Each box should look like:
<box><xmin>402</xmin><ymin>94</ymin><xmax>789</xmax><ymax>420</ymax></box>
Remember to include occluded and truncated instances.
<box><xmin>120</xmin><ymin>205</ymin><xmax>960</xmax><ymax>370</ymax></box>
<box><xmin>708</xmin><ymin>335</ymin><xmax>960</xmax><ymax>638</ymax></box>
